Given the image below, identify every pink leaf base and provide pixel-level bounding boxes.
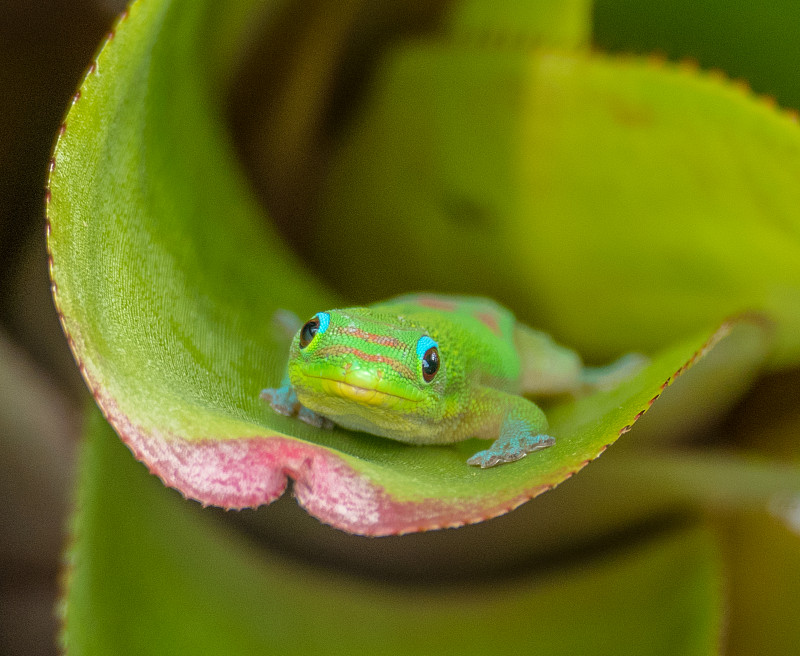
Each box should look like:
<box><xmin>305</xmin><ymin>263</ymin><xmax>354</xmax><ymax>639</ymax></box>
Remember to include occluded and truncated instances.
<box><xmin>96</xmin><ymin>393</ymin><xmax>549</xmax><ymax>536</ymax></box>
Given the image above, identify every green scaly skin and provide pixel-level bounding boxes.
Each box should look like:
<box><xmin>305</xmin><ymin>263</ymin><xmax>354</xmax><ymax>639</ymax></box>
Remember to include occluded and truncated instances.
<box><xmin>261</xmin><ymin>294</ymin><xmax>644</xmax><ymax>468</ymax></box>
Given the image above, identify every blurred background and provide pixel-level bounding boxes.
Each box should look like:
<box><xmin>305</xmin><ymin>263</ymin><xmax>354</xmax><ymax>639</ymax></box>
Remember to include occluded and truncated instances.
<box><xmin>1</xmin><ymin>2</ymin><xmax>124</xmax><ymax>654</ymax></box>
<box><xmin>3</xmin><ymin>1</ymin><xmax>800</xmax><ymax>654</ymax></box>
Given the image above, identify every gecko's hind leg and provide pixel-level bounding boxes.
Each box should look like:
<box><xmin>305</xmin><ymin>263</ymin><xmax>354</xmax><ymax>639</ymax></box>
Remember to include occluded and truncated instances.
<box><xmin>515</xmin><ymin>323</ymin><xmax>646</xmax><ymax>395</ymax></box>
<box><xmin>581</xmin><ymin>353</ymin><xmax>648</xmax><ymax>391</ymax></box>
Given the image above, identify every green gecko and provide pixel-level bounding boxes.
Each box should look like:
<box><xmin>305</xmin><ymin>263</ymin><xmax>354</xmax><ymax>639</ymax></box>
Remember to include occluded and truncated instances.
<box><xmin>261</xmin><ymin>294</ymin><xmax>644</xmax><ymax>468</ymax></box>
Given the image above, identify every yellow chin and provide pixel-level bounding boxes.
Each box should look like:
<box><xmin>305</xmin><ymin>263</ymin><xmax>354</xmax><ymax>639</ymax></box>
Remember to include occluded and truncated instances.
<box><xmin>298</xmin><ymin>373</ymin><xmax>420</xmax><ymax>408</ymax></box>
<box><xmin>324</xmin><ymin>379</ymin><xmax>417</xmax><ymax>408</ymax></box>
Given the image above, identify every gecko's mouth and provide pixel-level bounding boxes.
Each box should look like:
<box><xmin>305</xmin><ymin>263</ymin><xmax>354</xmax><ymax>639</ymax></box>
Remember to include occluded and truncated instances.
<box><xmin>299</xmin><ymin>373</ymin><xmax>421</xmax><ymax>407</ymax></box>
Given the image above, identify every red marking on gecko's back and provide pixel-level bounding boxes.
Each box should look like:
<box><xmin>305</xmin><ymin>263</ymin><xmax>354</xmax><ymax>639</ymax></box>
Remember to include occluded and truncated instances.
<box><xmin>416</xmin><ymin>296</ymin><xmax>458</xmax><ymax>311</ymax></box>
<box><xmin>340</xmin><ymin>326</ymin><xmax>403</xmax><ymax>349</ymax></box>
<box><xmin>474</xmin><ymin>310</ymin><xmax>502</xmax><ymax>336</ymax></box>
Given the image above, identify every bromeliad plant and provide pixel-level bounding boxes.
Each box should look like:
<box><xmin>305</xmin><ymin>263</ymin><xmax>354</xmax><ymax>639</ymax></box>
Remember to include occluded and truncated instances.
<box><xmin>48</xmin><ymin>0</ymin><xmax>800</xmax><ymax>653</ymax></box>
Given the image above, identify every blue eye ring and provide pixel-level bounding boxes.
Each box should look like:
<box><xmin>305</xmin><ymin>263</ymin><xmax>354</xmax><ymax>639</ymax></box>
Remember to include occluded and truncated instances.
<box><xmin>317</xmin><ymin>312</ymin><xmax>330</xmax><ymax>334</ymax></box>
<box><xmin>416</xmin><ymin>335</ymin><xmax>440</xmax><ymax>382</ymax></box>
<box><xmin>299</xmin><ymin>312</ymin><xmax>330</xmax><ymax>348</ymax></box>
<box><xmin>416</xmin><ymin>335</ymin><xmax>438</xmax><ymax>360</ymax></box>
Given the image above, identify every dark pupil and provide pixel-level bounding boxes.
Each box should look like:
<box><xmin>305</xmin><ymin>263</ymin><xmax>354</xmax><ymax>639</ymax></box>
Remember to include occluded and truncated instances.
<box><xmin>299</xmin><ymin>318</ymin><xmax>319</xmax><ymax>348</ymax></box>
<box><xmin>422</xmin><ymin>347</ymin><xmax>439</xmax><ymax>381</ymax></box>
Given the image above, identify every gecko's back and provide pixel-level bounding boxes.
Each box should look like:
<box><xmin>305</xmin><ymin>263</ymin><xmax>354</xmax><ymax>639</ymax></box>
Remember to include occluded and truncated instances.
<box><xmin>372</xmin><ymin>293</ymin><xmax>523</xmax><ymax>393</ymax></box>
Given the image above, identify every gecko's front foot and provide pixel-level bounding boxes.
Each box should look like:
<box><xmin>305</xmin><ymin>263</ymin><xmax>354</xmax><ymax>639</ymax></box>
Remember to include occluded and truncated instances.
<box><xmin>260</xmin><ymin>386</ymin><xmax>334</xmax><ymax>430</ymax></box>
<box><xmin>298</xmin><ymin>406</ymin><xmax>335</xmax><ymax>430</ymax></box>
<box><xmin>467</xmin><ymin>433</ymin><xmax>555</xmax><ymax>468</ymax></box>
<box><xmin>260</xmin><ymin>385</ymin><xmax>299</xmax><ymax>416</ymax></box>
<box><xmin>465</xmin><ymin>394</ymin><xmax>554</xmax><ymax>468</ymax></box>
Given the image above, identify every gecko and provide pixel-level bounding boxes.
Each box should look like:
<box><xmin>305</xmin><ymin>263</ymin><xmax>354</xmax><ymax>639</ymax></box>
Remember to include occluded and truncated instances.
<box><xmin>261</xmin><ymin>294</ymin><xmax>644</xmax><ymax>468</ymax></box>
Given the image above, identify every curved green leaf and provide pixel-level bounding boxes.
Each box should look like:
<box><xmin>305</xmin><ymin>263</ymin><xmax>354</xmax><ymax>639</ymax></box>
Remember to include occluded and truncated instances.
<box><xmin>45</xmin><ymin>0</ymin><xmax>768</xmax><ymax>535</ymax></box>
<box><xmin>594</xmin><ymin>0</ymin><xmax>800</xmax><ymax>111</ymax></box>
<box><xmin>64</xmin><ymin>408</ymin><xmax>724</xmax><ymax>656</ymax></box>
<box><xmin>312</xmin><ymin>41</ymin><xmax>800</xmax><ymax>367</ymax></box>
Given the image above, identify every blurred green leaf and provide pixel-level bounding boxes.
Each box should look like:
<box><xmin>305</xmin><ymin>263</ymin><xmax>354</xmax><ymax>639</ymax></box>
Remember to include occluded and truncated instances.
<box><xmin>63</xmin><ymin>407</ymin><xmax>724</xmax><ymax>656</ymax></box>
<box><xmin>599</xmin><ymin>450</ymin><xmax>800</xmax><ymax>510</ymax></box>
<box><xmin>313</xmin><ymin>41</ymin><xmax>800</xmax><ymax>367</ymax></box>
<box><xmin>708</xmin><ymin>364</ymin><xmax>800</xmax><ymax>655</ymax></box>
<box><xmin>716</xmin><ymin>510</ymin><xmax>800</xmax><ymax>656</ymax></box>
<box><xmin>594</xmin><ymin>0</ymin><xmax>800</xmax><ymax>111</ymax></box>
<box><xmin>242</xmin><ymin>0</ymin><xmax>590</xmax><ymax>227</ymax></box>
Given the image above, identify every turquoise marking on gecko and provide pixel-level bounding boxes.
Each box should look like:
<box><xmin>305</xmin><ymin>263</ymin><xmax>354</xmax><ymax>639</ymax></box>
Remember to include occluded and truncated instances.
<box><xmin>416</xmin><ymin>335</ymin><xmax>438</xmax><ymax>360</ymax></box>
<box><xmin>316</xmin><ymin>311</ymin><xmax>330</xmax><ymax>335</ymax></box>
<box><xmin>261</xmin><ymin>294</ymin><xmax>645</xmax><ymax>468</ymax></box>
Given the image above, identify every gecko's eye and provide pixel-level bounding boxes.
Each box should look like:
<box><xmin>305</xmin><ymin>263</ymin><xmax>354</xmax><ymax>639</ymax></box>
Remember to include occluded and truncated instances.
<box><xmin>299</xmin><ymin>312</ymin><xmax>330</xmax><ymax>348</ymax></box>
<box><xmin>299</xmin><ymin>318</ymin><xmax>319</xmax><ymax>348</ymax></box>
<box><xmin>421</xmin><ymin>347</ymin><xmax>440</xmax><ymax>382</ymax></box>
<box><xmin>416</xmin><ymin>335</ymin><xmax>440</xmax><ymax>382</ymax></box>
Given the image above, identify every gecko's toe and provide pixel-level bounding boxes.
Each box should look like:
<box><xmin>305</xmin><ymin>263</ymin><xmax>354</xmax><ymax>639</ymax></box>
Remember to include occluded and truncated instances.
<box><xmin>467</xmin><ymin>450</ymin><xmax>504</xmax><ymax>468</ymax></box>
<box><xmin>467</xmin><ymin>449</ymin><xmax>526</xmax><ymax>468</ymax></box>
<box><xmin>298</xmin><ymin>406</ymin><xmax>334</xmax><ymax>429</ymax></box>
<box><xmin>261</xmin><ymin>387</ymin><xmax>299</xmax><ymax>416</ymax></box>
<box><xmin>467</xmin><ymin>434</ymin><xmax>555</xmax><ymax>468</ymax></box>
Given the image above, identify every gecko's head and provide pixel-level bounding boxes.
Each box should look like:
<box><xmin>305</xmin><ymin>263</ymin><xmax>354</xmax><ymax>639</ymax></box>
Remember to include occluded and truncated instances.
<box><xmin>286</xmin><ymin>308</ymin><xmax>447</xmax><ymax>436</ymax></box>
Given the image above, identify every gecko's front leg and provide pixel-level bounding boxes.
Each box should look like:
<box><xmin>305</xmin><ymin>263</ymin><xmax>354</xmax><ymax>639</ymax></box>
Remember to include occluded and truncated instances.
<box><xmin>260</xmin><ymin>377</ymin><xmax>334</xmax><ymax>430</ymax></box>
<box><xmin>465</xmin><ymin>387</ymin><xmax>555</xmax><ymax>468</ymax></box>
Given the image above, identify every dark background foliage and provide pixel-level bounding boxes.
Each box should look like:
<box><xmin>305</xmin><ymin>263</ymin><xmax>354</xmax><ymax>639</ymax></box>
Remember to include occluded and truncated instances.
<box><xmin>1</xmin><ymin>3</ymin><xmax>123</xmax><ymax>653</ymax></box>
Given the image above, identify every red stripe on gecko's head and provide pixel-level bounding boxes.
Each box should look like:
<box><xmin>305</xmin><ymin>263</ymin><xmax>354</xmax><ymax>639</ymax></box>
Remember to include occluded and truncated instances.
<box><xmin>314</xmin><ymin>346</ymin><xmax>415</xmax><ymax>379</ymax></box>
<box><xmin>339</xmin><ymin>325</ymin><xmax>404</xmax><ymax>349</ymax></box>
